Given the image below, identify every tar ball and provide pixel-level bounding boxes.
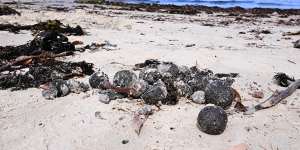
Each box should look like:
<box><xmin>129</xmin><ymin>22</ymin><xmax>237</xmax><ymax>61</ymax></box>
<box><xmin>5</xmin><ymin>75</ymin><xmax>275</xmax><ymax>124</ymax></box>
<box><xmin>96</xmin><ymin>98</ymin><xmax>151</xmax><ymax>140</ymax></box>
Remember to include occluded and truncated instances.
<box><xmin>99</xmin><ymin>89</ymin><xmax>126</xmax><ymax>101</ymax></box>
<box><xmin>141</xmin><ymin>80</ymin><xmax>168</xmax><ymax>105</ymax></box>
<box><xmin>42</xmin><ymin>79</ymin><xmax>70</xmax><ymax>99</ymax></box>
<box><xmin>204</xmin><ymin>80</ymin><xmax>234</xmax><ymax>109</ymax></box>
<box><xmin>139</xmin><ymin>68</ymin><xmax>162</xmax><ymax>85</ymax></box>
<box><xmin>89</xmin><ymin>71</ymin><xmax>110</xmax><ymax>89</ymax></box>
<box><xmin>113</xmin><ymin>70</ymin><xmax>137</xmax><ymax>88</ymax></box>
<box><xmin>174</xmin><ymin>80</ymin><xmax>193</xmax><ymax>97</ymax></box>
<box><xmin>66</xmin><ymin>79</ymin><xmax>89</xmax><ymax>94</ymax></box>
<box><xmin>157</xmin><ymin>62</ymin><xmax>180</xmax><ymax>78</ymax></box>
<box><xmin>129</xmin><ymin>79</ymin><xmax>149</xmax><ymax>98</ymax></box>
<box><xmin>197</xmin><ymin>106</ymin><xmax>228</xmax><ymax>135</ymax></box>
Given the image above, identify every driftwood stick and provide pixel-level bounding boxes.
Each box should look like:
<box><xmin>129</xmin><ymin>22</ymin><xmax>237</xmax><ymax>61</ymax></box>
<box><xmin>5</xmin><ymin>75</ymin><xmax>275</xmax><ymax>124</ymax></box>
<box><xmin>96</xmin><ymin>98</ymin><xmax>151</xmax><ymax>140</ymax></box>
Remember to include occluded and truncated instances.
<box><xmin>245</xmin><ymin>79</ymin><xmax>300</xmax><ymax>115</ymax></box>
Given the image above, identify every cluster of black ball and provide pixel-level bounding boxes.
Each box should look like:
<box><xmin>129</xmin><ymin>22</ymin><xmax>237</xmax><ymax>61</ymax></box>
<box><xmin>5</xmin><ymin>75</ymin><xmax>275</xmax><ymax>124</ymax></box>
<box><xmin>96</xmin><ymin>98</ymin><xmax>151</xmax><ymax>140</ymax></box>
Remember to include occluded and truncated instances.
<box><xmin>89</xmin><ymin>60</ymin><xmax>237</xmax><ymax>135</ymax></box>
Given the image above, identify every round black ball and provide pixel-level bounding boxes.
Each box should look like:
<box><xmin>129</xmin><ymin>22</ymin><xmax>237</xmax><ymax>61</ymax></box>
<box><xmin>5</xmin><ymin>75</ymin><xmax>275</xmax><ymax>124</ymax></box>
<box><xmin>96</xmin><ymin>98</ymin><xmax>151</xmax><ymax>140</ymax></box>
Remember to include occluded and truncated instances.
<box><xmin>197</xmin><ymin>106</ymin><xmax>228</xmax><ymax>135</ymax></box>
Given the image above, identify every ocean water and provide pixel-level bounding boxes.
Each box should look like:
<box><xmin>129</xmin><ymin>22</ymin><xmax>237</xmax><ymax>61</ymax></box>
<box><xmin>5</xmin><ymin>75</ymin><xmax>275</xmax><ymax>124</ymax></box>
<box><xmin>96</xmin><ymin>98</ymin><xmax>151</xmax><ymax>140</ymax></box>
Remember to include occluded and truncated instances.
<box><xmin>5</xmin><ymin>0</ymin><xmax>300</xmax><ymax>9</ymax></box>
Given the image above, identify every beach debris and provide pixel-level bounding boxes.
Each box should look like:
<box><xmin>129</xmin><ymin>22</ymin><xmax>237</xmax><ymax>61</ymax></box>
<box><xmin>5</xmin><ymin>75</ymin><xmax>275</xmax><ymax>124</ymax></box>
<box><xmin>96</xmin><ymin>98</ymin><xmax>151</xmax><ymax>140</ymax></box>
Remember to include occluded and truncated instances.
<box><xmin>133</xmin><ymin>105</ymin><xmax>154</xmax><ymax>135</ymax></box>
<box><xmin>174</xmin><ymin>80</ymin><xmax>193</xmax><ymax>97</ymax></box>
<box><xmin>72</xmin><ymin>40</ymin><xmax>84</xmax><ymax>45</ymax></box>
<box><xmin>161</xmin><ymin>76</ymin><xmax>179</xmax><ymax>105</ymax></box>
<box><xmin>75</xmin><ymin>0</ymin><xmax>105</xmax><ymax>4</ymax></box>
<box><xmin>0</xmin><ymin>5</ymin><xmax>20</xmax><ymax>16</ymax></box>
<box><xmin>233</xmin><ymin>89</ymin><xmax>247</xmax><ymax>112</ymax></box>
<box><xmin>157</xmin><ymin>62</ymin><xmax>180</xmax><ymax>78</ymax></box>
<box><xmin>293</xmin><ymin>40</ymin><xmax>300</xmax><ymax>48</ymax></box>
<box><xmin>0</xmin><ymin>29</ymin><xmax>94</xmax><ymax>92</ymax></box>
<box><xmin>95</xmin><ymin>111</ymin><xmax>106</xmax><ymax>119</ymax></box>
<box><xmin>273</xmin><ymin>72</ymin><xmax>295</xmax><ymax>87</ymax></box>
<box><xmin>215</xmin><ymin>73</ymin><xmax>239</xmax><ymax>78</ymax></box>
<box><xmin>98</xmin><ymin>93</ymin><xmax>110</xmax><ymax>104</ymax></box>
<box><xmin>113</xmin><ymin>70</ymin><xmax>137</xmax><ymax>88</ymax></box>
<box><xmin>134</xmin><ymin>59</ymin><xmax>161</xmax><ymax>69</ymax></box>
<box><xmin>83</xmin><ymin>41</ymin><xmax>118</xmax><ymax>52</ymax></box>
<box><xmin>129</xmin><ymin>79</ymin><xmax>149</xmax><ymax>98</ymax></box>
<box><xmin>66</xmin><ymin>79</ymin><xmax>90</xmax><ymax>94</ymax></box>
<box><xmin>89</xmin><ymin>71</ymin><xmax>110</xmax><ymax>89</ymax></box>
<box><xmin>245</xmin><ymin>79</ymin><xmax>300</xmax><ymax>115</ymax></box>
<box><xmin>121</xmin><ymin>139</ymin><xmax>129</xmax><ymax>144</ymax></box>
<box><xmin>0</xmin><ymin>31</ymin><xmax>76</xmax><ymax>61</ymax></box>
<box><xmin>185</xmin><ymin>44</ymin><xmax>196</xmax><ymax>47</ymax></box>
<box><xmin>0</xmin><ymin>20</ymin><xmax>84</xmax><ymax>35</ymax></box>
<box><xmin>41</xmin><ymin>79</ymin><xmax>70</xmax><ymax>100</ymax></box>
<box><xmin>283</xmin><ymin>31</ymin><xmax>300</xmax><ymax>36</ymax></box>
<box><xmin>104</xmin><ymin>2</ymin><xmax>300</xmax><ymax>16</ymax></box>
<box><xmin>141</xmin><ymin>80</ymin><xmax>168</xmax><ymax>105</ymax></box>
<box><xmin>249</xmin><ymin>90</ymin><xmax>264</xmax><ymax>99</ymax></box>
<box><xmin>102</xmin><ymin>41</ymin><xmax>118</xmax><ymax>51</ymax></box>
<box><xmin>204</xmin><ymin>80</ymin><xmax>234</xmax><ymax>109</ymax></box>
<box><xmin>139</xmin><ymin>68</ymin><xmax>162</xmax><ymax>84</ymax></box>
<box><xmin>197</xmin><ymin>106</ymin><xmax>228</xmax><ymax>135</ymax></box>
<box><xmin>187</xmin><ymin>68</ymin><xmax>214</xmax><ymax>92</ymax></box>
<box><xmin>0</xmin><ymin>60</ymin><xmax>94</xmax><ymax>90</ymax></box>
<box><xmin>260</xmin><ymin>30</ymin><xmax>271</xmax><ymax>34</ymax></box>
<box><xmin>177</xmin><ymin>65</ymin><xmax>192</xmax><ymax>81</ymax></box>
<box><xmin>288</xmin><ymin>59</ymin><xmax>296</xmax><ymax>64</ymax></box>
<box><xmin>99</xmin><ymin>89</ymin><xmax>126</xmax><ymax>101</ymax></box>
<box><xmin>191</xmin><ymin>91</ymin><xmax>205</xmax><ymax>104</ymax></box>
<box><xmin>41</xmin><ymin>79</ymin><xmax>89</xmax><ymax>99</ymax></box>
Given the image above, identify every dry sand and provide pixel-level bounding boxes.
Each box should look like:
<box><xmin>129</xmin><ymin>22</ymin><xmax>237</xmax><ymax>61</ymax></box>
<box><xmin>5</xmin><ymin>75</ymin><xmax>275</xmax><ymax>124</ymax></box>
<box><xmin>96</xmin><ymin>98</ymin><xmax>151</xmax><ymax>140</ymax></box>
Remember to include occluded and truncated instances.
<box><xmin>0</xmin><ymin>5</ymin><xmax>300</xmax><ymax>150</ymax></box>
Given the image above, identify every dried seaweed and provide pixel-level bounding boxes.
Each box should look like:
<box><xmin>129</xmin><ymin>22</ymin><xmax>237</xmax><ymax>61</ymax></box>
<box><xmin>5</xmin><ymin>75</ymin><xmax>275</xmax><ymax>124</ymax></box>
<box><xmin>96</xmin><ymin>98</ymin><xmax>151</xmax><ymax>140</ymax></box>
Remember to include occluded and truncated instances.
<box><xmin>0</xmin><ymin>5</ymin><xmax>20</xmax><ymax>16</ymax></box>
<box><xmin>0</xmin><ymin>20</ymin><xmax>84</xmax><ymax>35</ymax></box>
<box><xmin>0</xmin><ymin>60</ymin><xmax>94</xmax><ymax>90</ymax></box>
<box><xmin>0</xmin><ymin>30</ymin><xmax>94</xmax><ymax>91</ymax></box>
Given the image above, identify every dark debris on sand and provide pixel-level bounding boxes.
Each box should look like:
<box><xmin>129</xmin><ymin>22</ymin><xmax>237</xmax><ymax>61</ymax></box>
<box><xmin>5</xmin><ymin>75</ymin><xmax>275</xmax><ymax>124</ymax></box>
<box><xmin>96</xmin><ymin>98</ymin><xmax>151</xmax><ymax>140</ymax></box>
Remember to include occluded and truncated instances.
<box><xmin>0</xmin><ymin>20</ymin><xmax>84</xmax><ymax>35</ymax></box>
<box><xmin>0</xmin><ymin>28</ymin><xmax>94</xmax><ymax>91</ymax></box>
<box><xmin>0</xmin><ymin>5</ymin><xmax>20</xmax><ymax>16</ymax></box>
<box><xmin>101</xmin><ymin>2</ymin><xmax>300</xmax><ymax>16</ymax></box>
<box><xmin>92</xmin><ymin>59</ymin><xmax>238</xmax><ymax>108</ymax></box>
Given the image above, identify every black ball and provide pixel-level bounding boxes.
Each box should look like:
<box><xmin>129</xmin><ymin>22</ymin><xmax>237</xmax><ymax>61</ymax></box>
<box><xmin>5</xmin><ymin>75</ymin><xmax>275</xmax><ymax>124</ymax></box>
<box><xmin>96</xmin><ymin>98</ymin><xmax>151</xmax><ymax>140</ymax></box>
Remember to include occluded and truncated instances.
<box><xmin>204</xmin><ymin>80</ymin><xmax>234</xmax><ymax>109</ymax></box>
<box><xmin>113</xmin><ymin>70</ymin><xmax>137</xmax><ymax>88</ymax></box>
<box><xmin>197</xmin><ymin>106</ymin><xmax>228</xmax><ymax>135</ymax></box>
<box><xmin>89</xmin><ymin>71</ymin><xmax>110</xmax><ymax>89</ymax></box>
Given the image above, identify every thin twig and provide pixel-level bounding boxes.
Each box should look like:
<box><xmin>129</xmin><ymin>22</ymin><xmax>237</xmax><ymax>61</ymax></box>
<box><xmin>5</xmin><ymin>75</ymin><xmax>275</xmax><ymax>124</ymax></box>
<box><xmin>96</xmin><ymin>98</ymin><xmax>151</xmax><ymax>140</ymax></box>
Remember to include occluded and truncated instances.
<box><xmin>245</xmin><ymin>79</ymin><xmax>300</xmax><ymax>115</ymax></box>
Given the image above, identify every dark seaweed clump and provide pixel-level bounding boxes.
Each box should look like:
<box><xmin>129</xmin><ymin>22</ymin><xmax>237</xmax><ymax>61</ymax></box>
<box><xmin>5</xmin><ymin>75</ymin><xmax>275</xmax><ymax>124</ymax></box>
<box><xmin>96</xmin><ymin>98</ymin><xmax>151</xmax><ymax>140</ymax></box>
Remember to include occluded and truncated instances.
<box><xmin>0</xmin><ymin>5</ymin><xmax>20</xmax><ymax>16</ymax></box>
<box><xmin>274</xmin><ymin>72</ymin><xmax>296</xmax><ymax>87</ymax></box>
<box><xmin>0</xmin><ymin>20</ymin><xmax>84</xmax><ymax>35</ymax></box>
<box><xmin>0</xmin><ymin>29</ymin><xmax>94</xmax><ymax>90</ymax></box>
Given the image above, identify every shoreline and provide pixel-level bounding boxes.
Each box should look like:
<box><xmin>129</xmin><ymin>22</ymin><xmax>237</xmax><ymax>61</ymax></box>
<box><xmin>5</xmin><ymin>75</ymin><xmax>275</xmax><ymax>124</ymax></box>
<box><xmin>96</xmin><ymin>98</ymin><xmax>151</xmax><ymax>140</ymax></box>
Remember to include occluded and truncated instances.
<box><xmin>2</xmin><ymin>1</ymin><xmax>300</xmax><ymax>16</ymax></box>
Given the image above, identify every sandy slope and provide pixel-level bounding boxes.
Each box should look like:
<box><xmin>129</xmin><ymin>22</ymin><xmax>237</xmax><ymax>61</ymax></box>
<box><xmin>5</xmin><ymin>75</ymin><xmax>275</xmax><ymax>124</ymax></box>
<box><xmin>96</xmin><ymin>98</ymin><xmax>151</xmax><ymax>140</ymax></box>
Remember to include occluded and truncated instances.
<box><xmin>0</xmin><ymin>6</ymin><xmax>300</xmax><ymax>150</ymax></box>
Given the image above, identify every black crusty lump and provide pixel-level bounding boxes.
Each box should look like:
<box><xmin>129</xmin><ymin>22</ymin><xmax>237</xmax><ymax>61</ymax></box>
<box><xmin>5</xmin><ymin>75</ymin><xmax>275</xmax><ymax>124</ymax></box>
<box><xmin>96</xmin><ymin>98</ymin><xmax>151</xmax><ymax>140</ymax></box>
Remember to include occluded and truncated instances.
<box><xmin>0</xmin><ymin>5</ymin><xmax>20</xmax><ymax>16</ymax></box>
<box><xmin>197</xmin><ymin>106</ymin><xmax>228</xmax><ymax>135</ymax></box>
<box><xmin>113</xmin><ymin>70</ymin><xmax>137</xmax><ymax>88</ymax></box>
<box><xmin>204</xmin><ymin>79</ymin><xmax>234</xmax><ymax>109</ymax></box>
<box><xmin>157</xmin><ymin>62</ymin><xmax>180</xmax><ymax>78</ymax></box>
<box><xmin>139</xmin><ymin>68</ymin><xmax>162</xmax><ymax>85</ymax></box>
<box><xmin>141</xmin><ymin>80</ymin><xmax>168</xmax><ymax>104</ymax></box>
<box><xmin>129</xmin><ymin>79</ymin><xmax>149</xmax><ymax>98</ymax></box>
<box><xmin>173</xmin><ymin>80</ymin><xmax>193</xmax><ymax>97</ymax></box>
<box><xmin>89</xmin><ymin>71</ymin><xmax>110</xmax><ymax>89</ymax></box>
<box><xmin>42</xmin><ymin>79</ymin><xmax>70</xmax><ymax>100</ymax></box>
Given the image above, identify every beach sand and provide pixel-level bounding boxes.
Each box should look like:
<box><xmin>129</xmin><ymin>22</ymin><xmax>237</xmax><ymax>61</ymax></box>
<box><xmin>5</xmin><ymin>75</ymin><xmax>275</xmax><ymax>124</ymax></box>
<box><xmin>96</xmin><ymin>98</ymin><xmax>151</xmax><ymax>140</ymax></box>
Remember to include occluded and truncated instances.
<box><xmin>0</xmin><ymin>4</ymin><xmax>300</xmax><ymax>150</ymax></box>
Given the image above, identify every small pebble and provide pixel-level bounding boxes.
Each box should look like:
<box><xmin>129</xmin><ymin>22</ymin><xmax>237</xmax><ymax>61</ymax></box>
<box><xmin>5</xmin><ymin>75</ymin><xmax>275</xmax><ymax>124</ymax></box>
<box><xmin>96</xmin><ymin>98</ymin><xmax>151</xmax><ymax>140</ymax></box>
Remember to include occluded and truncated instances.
<box><xmin>191</xmin><ymin>91</ymin><xmax>205</xmax><ymax>104</ymax></box>
<box><xmin>122</xmin><ymin>140</ymin><xmax>129</xmax><ymax>144</ymax></box>
<box><xmin>98</xmin><ymin>94</ymin><xmax>110</xmax><ymax>104</ymax></box>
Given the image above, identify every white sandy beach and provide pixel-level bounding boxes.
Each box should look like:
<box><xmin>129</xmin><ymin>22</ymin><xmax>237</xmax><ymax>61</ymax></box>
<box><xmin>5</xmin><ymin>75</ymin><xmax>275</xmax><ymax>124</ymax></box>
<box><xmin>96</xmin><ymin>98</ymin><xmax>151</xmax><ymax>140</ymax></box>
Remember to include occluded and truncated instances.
<box><xmin>0</xmin><ymin>5</ymin><xmax>300</xmax><ymax>150</ymax></box>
